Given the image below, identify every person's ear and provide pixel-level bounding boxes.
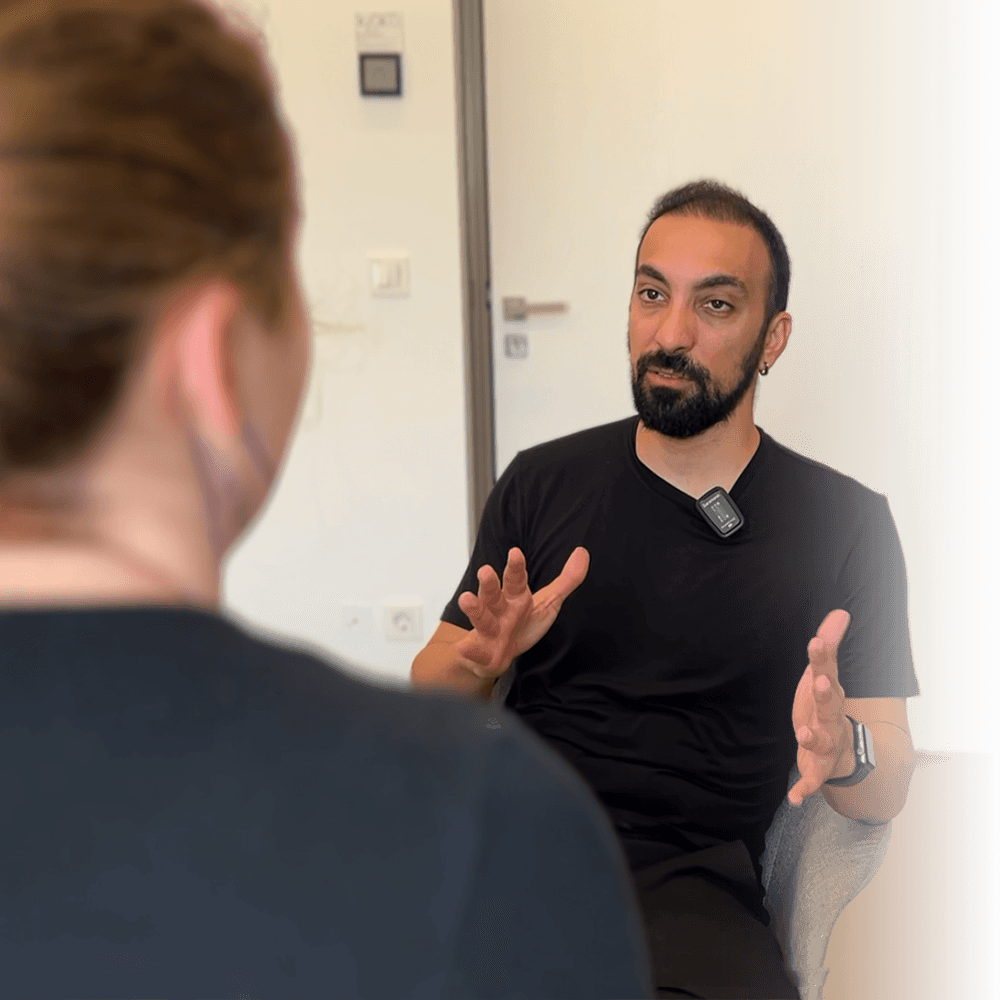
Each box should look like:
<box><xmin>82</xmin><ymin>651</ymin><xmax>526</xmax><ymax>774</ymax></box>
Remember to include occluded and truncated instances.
<box><xmin>762</xmin><ymin>311</ymin><xmax>792</xmax><ymax>370</ymax></box>
<box><xmin>172</xmin><ymin>280</ymin><xmax>245</xmax><ymax>451</ymax></box>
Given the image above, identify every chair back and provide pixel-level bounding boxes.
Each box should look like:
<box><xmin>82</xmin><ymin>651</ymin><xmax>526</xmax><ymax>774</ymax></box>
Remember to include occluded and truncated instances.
<box><xmin>762</xmin><ymin>767</ymin><xmax>891</xmax><ymax>1000</ymax></box>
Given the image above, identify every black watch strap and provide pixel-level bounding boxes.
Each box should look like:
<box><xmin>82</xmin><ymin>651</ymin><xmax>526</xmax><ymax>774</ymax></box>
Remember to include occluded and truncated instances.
<box><xmin>824</xmin><ymin>714</ymin><xmax>876</xmax><ymax>787</ymax></box>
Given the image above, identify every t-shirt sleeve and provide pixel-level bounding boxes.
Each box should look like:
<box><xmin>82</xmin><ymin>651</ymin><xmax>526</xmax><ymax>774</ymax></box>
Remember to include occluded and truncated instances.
<box><xmin>836</xmin><ymin>493</ymin><xmax>920</xmax><ymax>699</ymax></box>
<box><xmin>448</xmin><ymin>716</ymin><xmax>655</xmax><ymax>1000</ymax></box>
<box><xmin>440</xmin><ymin>457</ymin><xmax>525</xmax><ymax>632</ymax></box>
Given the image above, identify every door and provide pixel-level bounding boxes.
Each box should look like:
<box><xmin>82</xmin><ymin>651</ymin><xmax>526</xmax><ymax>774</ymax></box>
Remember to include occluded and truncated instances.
<box><xmin>480</xmin><ymin>0</ymin><xmax>939</xmax><ymax>482</ymax></box>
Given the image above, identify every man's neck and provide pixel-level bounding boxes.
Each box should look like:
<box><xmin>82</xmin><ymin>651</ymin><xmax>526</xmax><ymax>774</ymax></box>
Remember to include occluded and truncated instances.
<box><xmin>634</xmin><ymin>413</ymin><xmax>762</xmax><ymax>499</ymax></box>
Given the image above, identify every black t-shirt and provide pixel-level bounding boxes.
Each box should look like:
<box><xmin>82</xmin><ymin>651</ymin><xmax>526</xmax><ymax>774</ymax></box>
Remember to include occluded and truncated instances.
<box><xmin>0</xmin><ymin>606</ymin><xmax>654</xmax><ymax>999</ymax></box>
<box><xmin>442</xmin><ymin>417</ymin><xmax>919</xmax><ymax>878</ymax></box>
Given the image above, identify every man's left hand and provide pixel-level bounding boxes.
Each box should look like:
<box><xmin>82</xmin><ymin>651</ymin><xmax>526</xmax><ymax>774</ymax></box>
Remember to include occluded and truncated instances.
<box><xmin>788</xmin><ymin>609</ymin><xmax>852</xmax><ymax>807</ymax></box>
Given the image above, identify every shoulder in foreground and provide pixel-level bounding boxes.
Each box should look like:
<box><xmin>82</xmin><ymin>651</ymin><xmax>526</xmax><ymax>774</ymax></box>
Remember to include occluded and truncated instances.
<box><xmin>226</xmin><ymin>609</ymin><xmax>541</xmax><ymax>752</ymax></box>
<box><xmin>763</xmin><ymin>430</ymin><xmax>888</xmax><ymax>506</ymax></box>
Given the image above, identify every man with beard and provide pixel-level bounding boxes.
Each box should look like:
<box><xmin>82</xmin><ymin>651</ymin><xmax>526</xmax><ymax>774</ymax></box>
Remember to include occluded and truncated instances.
<box><xmin>412</xmin><ymin>180</ymin><xmax>919</xmax><ymax>999</ymax></box>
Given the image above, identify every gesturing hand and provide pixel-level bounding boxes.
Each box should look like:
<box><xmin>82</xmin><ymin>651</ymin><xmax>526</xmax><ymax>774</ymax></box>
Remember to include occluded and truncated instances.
<box><xmin>788</xmin><ymin>609</ymin><xmax>852</xmax><ymax>807</ymax></box>
<box><xmin>454</xmin><ymin>546</ymin><xmax>590</xmax><ymax>680</ymax></box>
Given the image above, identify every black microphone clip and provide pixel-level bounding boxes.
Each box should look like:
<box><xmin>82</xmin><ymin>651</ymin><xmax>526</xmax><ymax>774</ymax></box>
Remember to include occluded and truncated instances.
<box><xmin>695</xmin><ymin>487</ymin><xmax>745</xmax><ymax>539</ymax></box>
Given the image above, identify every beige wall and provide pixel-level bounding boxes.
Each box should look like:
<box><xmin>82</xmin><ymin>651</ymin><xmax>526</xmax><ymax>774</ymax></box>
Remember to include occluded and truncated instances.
<box><xmin>223</xmin><ymin>0</ymin><xmax>470</xmax><ymax>685</ymax></box>
<box><xmin>823</xmin><ymin>753</ymin><xmax>995</xmax><ymax>1000</ymax></box>
<box><xmin>987</xmin><ymin>0</ymin><xmax>1000</xmax><ymax>997</ymax></box>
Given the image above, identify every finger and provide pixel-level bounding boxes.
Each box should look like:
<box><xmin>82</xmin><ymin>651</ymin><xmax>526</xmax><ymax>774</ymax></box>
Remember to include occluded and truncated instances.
<box><xmin>454</xmin><ymin>629</ymin><xmax>490</xmax><ymax>660</ymax></box>
<box><xmin>535</xmin><ymin>547</ymin><xmax>591</xmax><ymax>608</ymax></box>
<box><xmin>807</xmin><ymin>634</ymin><xmax>838</xmax><ymax>687</ymax></box>
<box><xmin>796</xmin><ymin>723</ymin><xmax>840</xmax><ymax>756</ymax></box>
<box><xmin>787</xmin><ymin>775</ymin><xmax>820</xmax><ymax>807</ymax></box>
<box><xmin>793</xmin><ymin>661</ymin><xmax>814</xmax><ymax>694</ymax></box>
<box><xmin>560</xmin><ymin>547</ymin><xmax>590</xmax><ymax>591</ymax></box>
<box><xmin>454</xmin><ymin>630</ymin><xmax>509</xmax><ymax>676</ymax></box>
<box><xmin>476</xmin><ymin>564</ymin><xmax>505</xmax><ymax>613</ymax></box>
<box><xmin>813</xmin><ymin>672</ymin><xmax>835</xmax><ymax>698</ymax></box>
<box><xmin>456</xmin><ymin>590</ymin><xmax>477</xmax><ymax>617</ymax></box>
<box><xmin>816</xmin><ymin>609</ymin><xmax>850</xmax><ymax>652</ymax></box>
<box><xmin>456</xmin><ymin>657</ymin><xmax>497</xmax><ymax>680</ymax></box>
<box><xmin>455</xmin><ymin>648</ymin><xmax>493</xmax><ymax>676</ymax></box>
<box><xmin>797</xmin><ymin>724</ymin><xmax>831</xmax><ymax>753</ymax></box>
<box><xmin>457</xmin><ymin>591</ymin><xmax>500</xmax><ymax>638</ymax></box>
<box><xmin>454</xmin><ymin>647</ymin><xmax>488</xmax><ymax>675</ymax></box>
<box><xmin>790</xmin><ymin>664</ymin><xmax>815</xmax><ymax>729</ymax></box>
<box><xmin>501</xmin><ymin>547</ymin><xmax>529</xmax><ymax>600</ymax></box>
<box><xmin>815</xmin><ymin>670</ymin><xmax>845</xmax><ymax>701</ymax></box>
<box><xmin>813</xmin><ymin>674</ymin><xmax>845</xmax><ymax>725</ymax></box>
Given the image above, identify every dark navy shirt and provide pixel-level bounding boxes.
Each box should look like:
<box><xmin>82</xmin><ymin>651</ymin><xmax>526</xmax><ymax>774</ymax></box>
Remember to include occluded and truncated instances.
<box><xmin>0</xmin><ymin>606</ymin><xmax>653</xmax><ymax>999</ymax></box>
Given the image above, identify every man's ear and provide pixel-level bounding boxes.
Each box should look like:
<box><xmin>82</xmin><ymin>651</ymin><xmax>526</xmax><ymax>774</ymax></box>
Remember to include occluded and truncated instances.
<box><xmin>763</xmin><ymin>311</ymin><xmax>792</xmax><ymax>369</ymax></box>
<box><xmin>170</xmin><ymin>281</ymin><xmax>244</xmax><ymax>448</ymax></box>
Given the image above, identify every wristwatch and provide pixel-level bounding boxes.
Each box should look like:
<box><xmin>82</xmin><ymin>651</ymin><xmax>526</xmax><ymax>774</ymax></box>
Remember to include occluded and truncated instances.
<box><xmin>824</xmin><ymin>715</ymin><xmax>876</xmax><ymax>787</ymax></box>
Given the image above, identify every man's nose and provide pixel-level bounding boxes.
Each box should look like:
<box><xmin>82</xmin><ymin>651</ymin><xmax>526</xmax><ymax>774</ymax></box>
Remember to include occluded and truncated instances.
<box><xmin>653</xmin><ymin>303</ymin><xmax>697</xmax><ymax>354</ymax></box>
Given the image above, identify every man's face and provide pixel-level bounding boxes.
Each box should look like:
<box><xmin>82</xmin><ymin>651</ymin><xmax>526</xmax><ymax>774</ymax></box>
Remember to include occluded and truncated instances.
<box><xmin>628</xmin><ymin>213</ymin><xmax>774</xmax><ymax>439</ymax></box>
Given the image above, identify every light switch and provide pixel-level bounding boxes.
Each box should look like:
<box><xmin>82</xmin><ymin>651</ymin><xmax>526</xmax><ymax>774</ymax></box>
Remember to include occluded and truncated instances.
<box><xmin>369</xmin><ymin>255</ymin><xmax>410</xmax><ymax>296</ymax></box>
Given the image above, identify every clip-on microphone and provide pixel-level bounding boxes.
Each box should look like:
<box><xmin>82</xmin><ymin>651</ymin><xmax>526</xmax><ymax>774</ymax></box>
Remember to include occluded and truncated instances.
<box><xmin>696</xmin><ymin>487</ymin><xmax>744</xmax><ymax>538</ymax></box>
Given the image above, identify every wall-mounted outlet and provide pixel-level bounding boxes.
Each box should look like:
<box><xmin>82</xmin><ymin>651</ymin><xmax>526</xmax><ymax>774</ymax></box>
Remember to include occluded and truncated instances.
<box><xmin>369</xmin><ymin>254</ymin><xmax>410</xmax><ymax>296</ymax></box>
<box><xmin>341</xmin><ymin>604</ymin><xmax>373</xmax><ymax>633</ymax></box>
<box><xmin>384</xmin><ymin>604</ymin><xmax>423</xmax><ymax>642</ymax></box>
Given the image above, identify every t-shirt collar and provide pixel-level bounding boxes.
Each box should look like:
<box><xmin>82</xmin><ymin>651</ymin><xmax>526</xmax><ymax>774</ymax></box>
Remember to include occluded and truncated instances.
<box><xmin>625</xmin><ymin>415</ymin><xmax>771</xmax><ymax>506</ymax></box>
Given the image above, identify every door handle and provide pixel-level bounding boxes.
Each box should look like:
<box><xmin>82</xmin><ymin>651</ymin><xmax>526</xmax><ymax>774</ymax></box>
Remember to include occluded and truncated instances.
<box><xmin>502</xmin><ymin>296</ymin><xmax>568</xmax><ymax>321</ymax></box>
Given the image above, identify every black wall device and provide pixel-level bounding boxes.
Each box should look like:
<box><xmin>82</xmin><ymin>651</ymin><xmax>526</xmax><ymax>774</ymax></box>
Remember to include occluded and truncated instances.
<box><xmin>360</xmin><ymin>53</ymin><xmax>402</xmax><ymax>96</ymax></box>
<box><xmin>696</xmin><ymin>487</ymin><xmax>745</xmax><ymax>538</ymax></box>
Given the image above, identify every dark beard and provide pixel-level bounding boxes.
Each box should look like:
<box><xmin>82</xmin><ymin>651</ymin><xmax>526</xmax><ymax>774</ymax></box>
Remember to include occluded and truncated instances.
<box><xmin>630</xmin><ymin>324</ymin><xmax>768</xmax><ymax>439</ymax></box>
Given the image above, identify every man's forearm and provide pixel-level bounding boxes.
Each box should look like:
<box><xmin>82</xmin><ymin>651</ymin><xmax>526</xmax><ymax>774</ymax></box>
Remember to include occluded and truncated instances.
<box><xmin>820</xmin><ymin>720</ymin><xmax>916</xmax><ymax>824</ymax></box>
<box><xmin>410</xmin><ymin>641</ymin><xmax>497</xmax><ymax>700</ymax></box>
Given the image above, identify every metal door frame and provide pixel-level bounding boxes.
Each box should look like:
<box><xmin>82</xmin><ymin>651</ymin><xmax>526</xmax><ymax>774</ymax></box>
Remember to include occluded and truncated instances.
<box><xmin>452</xmin><ymin>0</ymin><xmax>495</xmax><ymax>552</ymax></box>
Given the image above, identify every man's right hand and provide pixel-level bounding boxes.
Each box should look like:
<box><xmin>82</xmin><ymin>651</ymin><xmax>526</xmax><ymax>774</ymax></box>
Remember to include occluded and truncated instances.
<box><xmin>452</xmin><ymin>546</ymin><xmax>590</xmax><ymax>681</ymax></box>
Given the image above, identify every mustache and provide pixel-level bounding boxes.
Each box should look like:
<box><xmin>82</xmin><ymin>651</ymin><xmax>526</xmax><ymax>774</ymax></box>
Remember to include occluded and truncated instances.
<box><xmin>635</xmin><ymin>350</ymin><xmax>709</xmax><ymax>385</ymax></box>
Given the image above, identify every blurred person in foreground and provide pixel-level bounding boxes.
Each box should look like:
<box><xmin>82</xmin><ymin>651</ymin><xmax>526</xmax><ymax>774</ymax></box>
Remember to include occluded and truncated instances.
<box><xmin>0</xmin><ymin>2</ymin><xmax>654</xmax><ymax>997</ymax></box>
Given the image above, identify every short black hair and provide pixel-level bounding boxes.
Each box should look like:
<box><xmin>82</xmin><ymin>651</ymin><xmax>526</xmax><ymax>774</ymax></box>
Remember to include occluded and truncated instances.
<box><xmin>637</xmin><ymin>180</ymin><xmax>791</xmax><ymax>320</ymax></box>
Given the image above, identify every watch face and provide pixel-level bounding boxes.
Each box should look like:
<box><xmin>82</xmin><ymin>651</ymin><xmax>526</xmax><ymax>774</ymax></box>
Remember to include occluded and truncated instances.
<box><xmin>860</xmin><ymin>723</ymin><xmax>876</xmax><ymax>767</ymax></box>
<box><xmin>825</xmin><ymin>718</ymin><xmax>876</xmax><ymax>787</ymax></box>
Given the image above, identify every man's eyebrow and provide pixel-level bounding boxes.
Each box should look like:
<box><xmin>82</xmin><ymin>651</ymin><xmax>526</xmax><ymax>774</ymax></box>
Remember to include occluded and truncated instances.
<box><xmin>693</xmin><ymin>274</ymin><xmax>748</xmax><ymax>295</ymax></box>
<box><xmin>635</xmin><ymin>264</ymin><xmax>668</xmax><ymax>284</ymax></box>
<box><xmin>634</xmin><ymin>265</ymin><xmax>749</xmax><ymax>296</ymax></box>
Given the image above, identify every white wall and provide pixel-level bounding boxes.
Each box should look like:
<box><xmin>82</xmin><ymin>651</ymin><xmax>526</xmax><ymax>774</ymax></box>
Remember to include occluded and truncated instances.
<box><xmin>987</xmin><ymin>3</ymin><xmax>1000</xmax><ymax>995</ymax></box>
<box><xmin>222</xmin><ymin>0</ymin><xmax>470</xmax><ymax>687</ymax></box>
<box><xmin>221</xmin><ymin>0</ymin><xmax>998</xmax><ymax>754</ymax></box>
<box><xmin>917</xmin><ymin>0</ymin><xmax>1000</xmax><ymax>757</ymax></box>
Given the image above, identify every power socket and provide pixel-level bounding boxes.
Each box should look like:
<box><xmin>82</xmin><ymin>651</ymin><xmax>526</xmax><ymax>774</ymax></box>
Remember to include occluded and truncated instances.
<box><xmin>341</xmin><ymin>604</ymin><xmax>373</xmax><ymax>633</ymax></box>
<box><xmin>384</xmin><ymin>604</ymin><xmax>423</xmax><ymax>642</ymax></box>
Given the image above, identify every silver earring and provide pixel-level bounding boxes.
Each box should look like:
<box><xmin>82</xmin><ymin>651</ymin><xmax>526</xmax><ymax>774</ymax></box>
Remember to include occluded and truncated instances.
<box><xmin>759</xmin><ymin>362</ymin><xmax>770</xmax><ymax>376</ymax></box>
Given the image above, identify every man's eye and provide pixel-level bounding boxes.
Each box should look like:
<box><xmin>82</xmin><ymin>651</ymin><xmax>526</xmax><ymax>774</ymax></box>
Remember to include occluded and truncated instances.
<box><xmin>639</xmin><ymin>288</ymin><xmax>662</xmax><ymax>302</ymax></box>
<box><xmin>706</xmin><ymin>299</ymin><xmax>731</xmax><ymax>312</ymax></box>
